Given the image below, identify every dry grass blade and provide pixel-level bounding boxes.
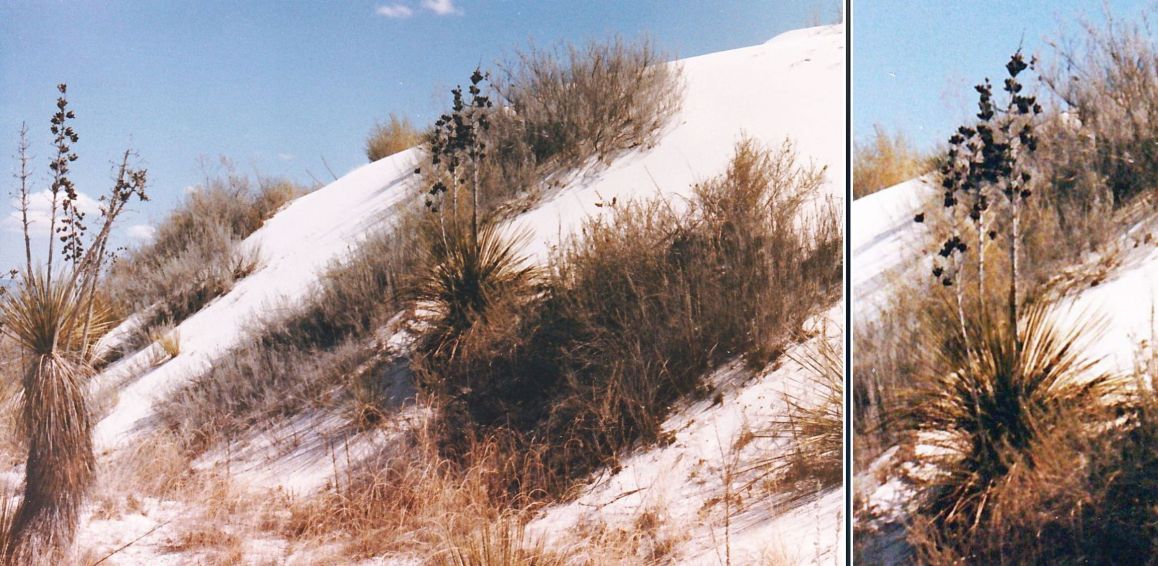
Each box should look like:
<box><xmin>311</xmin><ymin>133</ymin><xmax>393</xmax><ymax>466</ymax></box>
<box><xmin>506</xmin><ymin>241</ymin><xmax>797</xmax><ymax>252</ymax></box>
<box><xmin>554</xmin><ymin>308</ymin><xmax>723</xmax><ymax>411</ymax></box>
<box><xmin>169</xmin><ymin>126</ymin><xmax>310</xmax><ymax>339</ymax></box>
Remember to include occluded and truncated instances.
<box><xmin>752</xmin><ymin>334</ymin><xmax>842</xmax><ymax>494</ymax></box>
<box><xmin>429</xmin><ymin>514</ymin><xmax>571</xmax><ymax>566</ymax></box>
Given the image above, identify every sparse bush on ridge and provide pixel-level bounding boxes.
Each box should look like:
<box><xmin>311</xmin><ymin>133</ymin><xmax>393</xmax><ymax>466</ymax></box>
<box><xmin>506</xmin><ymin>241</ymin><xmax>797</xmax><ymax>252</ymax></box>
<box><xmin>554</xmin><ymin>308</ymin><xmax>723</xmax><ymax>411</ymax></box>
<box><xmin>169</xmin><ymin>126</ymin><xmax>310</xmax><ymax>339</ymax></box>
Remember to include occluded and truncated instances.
<box><xmin>853</xmin><ymin>124</ymin><xmax>931</xmax><ymax>199</ymax></box>
<box><xmin>416</xmin><ymin>35</ymin><xmax>683</xmax><ymax>218</ymax></box>
<box><xmin>366</xmin><ymin>113</ymin><xmax>422</xmax><ymax>162</ymax></box>
<box><xmin>492</xmin><ymin>35</ymin><xmax>681</xmax><ymax>167</ymax></box>
<box><xmin>106</xmin><ymin>171</ymin><xmax>307</xmax><ymax>337</ymax></box>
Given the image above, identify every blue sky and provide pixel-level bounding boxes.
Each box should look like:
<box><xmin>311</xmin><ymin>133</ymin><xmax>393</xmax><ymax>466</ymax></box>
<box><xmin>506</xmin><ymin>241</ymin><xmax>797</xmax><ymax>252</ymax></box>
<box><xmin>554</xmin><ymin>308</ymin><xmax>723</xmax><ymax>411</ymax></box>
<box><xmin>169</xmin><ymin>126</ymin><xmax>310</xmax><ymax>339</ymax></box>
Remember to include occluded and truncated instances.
<box><xmin>0</xmin><ymin>0</ymin><xmax>841</xmax><ymax>271</ymax></box>
<box><xmin>854</xmin><ymin>0</ymin><xmax>1152</xmax><ymax>152</ymax></box>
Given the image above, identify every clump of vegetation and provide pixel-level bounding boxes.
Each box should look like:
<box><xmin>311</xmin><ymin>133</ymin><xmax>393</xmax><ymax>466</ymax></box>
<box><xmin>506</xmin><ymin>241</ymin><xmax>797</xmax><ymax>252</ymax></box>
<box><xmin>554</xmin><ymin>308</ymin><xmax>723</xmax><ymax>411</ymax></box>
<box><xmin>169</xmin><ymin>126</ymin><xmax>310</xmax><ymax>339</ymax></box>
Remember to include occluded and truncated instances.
<box><xmin>492</xmin><ymin>35</ymin><xmax>681</xmax><ymax>167</ymax></box>
<box><xmin>906</xmin><ymin>303</ymin><xmax>1125</xmax><ymax>562</ymax></box>
<box><xmin>1</xmin><ymin>84</ymin><xmax>148</xmax><ymax>564</ymax></box>
<box><xmin>868</xmin><ymin>48</ymin><xmax>1158</xmax><ymax>563</ymax></box>
<box><xmin>1042</xmin><ymin>8</ymin><xmax>1158</xmax><ymax>206</ymax></box>
<box><xmin>418</xmin><ymin>36</ymin><xmax>682</xmax><ymax>218</ymax></box>
<box><xmin>106</xmin><ymin>170</ymin><xmax>306</xmax><ymax>337</ymax></box>
<box><xmin>429</xmin><ymin>514</ymin><xmax>572</xmax><ymax>566</ymax></box>
<box><xmin>419</xmin><ymin>137</ymin><xmax>840</xmax><ymax>492</ymax></box>
<box><xmin>156</xmin><ymin>218</ymin><xmax>418</xmax><ymax>453</ymax></box>
<box><xmin>768</xmin><ymin>335</ymin><xmax>843</xmax><ymax>490</ymax></box>
<box><xmin>853</xmin><ymin>124</ymin><xmax>931</xmax><ymax>199</ymax></box>
<box><xmin>366</xmin><ymin>113</ymin><xmax>422</xmax><ymax>162</ymax></box>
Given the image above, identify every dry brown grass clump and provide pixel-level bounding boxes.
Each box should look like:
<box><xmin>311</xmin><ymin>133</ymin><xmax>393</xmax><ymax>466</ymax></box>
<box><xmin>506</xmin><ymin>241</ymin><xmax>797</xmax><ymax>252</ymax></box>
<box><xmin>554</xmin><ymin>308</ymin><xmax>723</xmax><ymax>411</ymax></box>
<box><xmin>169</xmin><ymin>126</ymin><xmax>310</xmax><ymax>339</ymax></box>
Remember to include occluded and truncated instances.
<box><xmin>156</xmin><ymin>216</ymin><xmax>420</xmax><ymax>454</ymax></box>
<box><xmin>766</xmin><ymin>334</ymin><xmax>843</xmax><ymax>490</ymax></box>
<box><xmin>853</xmin><ymin>124</ymin><xmax>931</xmax><ymax>199</ymax></box>
<box><xmin>1042</xmin><ymin>6</ymin><xmax>1158</xmax><ymax>206</ymax></box>
<box><xmin>493</xmin><ymin>35</ymin><xmax>682</xmax><ymax>168</ymax></box>
<box><xmin>418</xmin><ymin>137</ymin><xmax>840</xmax><ymax>492</ymax></box>
<box><xmin>366</xmin><ymin>114</ymin><xmax>422</xmax><ymax>162</ymax></box>
<box><xmin>421</xmin><ymin>35</ymin><xmax>683</xmax><ymax>217</ymax></box>
<box><xmin>283</xmin><ymin>422</ymin><xmax>572</xmax><ymax>563</ymax></box>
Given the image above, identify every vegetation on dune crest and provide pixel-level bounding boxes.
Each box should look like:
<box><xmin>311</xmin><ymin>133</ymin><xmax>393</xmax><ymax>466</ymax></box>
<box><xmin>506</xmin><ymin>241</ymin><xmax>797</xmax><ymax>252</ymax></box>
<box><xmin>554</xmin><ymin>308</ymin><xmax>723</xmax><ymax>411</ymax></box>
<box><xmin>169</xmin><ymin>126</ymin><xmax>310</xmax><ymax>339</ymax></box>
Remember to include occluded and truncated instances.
<box><xmin>366</xmin><ymin>113</ymin><xmax>422</xmax><ymax>162</ymax></box>
<box><xmin>105</xmin><ymin>166</ymin><xmax>306</xmax><ymax>347</ymax></box>
<box><xmin>853</xmin><ymin>124</ymin><xmax>932</xmax><ymax>199</ymax></box>
<box><xmin>1</xmin><ymin>84</ymin><xmax>148</xmax><ymax>564</ymax></box>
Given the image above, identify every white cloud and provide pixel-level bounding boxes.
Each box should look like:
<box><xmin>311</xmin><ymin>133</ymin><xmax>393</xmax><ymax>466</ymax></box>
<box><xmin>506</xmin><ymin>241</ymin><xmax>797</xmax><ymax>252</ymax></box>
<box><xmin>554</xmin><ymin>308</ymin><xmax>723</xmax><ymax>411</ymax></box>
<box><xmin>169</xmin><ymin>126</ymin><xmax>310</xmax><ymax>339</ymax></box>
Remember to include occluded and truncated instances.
<box><xmin>5</xmin><ymin>189</ymin><xmax>102</xmax><ymax>240</ymax></box>
<box><xmin>376</xmin><ymin>4</ymin><xmax>414</xmax><ymax>18</ymax></box>
<box><xmin>277</xmin><ymin>152</ymin><xmax>295</xmax><ymax>162</ymax></box>
<box><xmin>421</xmin><ymin>0</ymin><xmax>461</xmax><ymax>16</ymax></box>
<box><xmin>126</xmin><ymin>224</ymin><xmax>156</xmax><ymax>243</ymax></box>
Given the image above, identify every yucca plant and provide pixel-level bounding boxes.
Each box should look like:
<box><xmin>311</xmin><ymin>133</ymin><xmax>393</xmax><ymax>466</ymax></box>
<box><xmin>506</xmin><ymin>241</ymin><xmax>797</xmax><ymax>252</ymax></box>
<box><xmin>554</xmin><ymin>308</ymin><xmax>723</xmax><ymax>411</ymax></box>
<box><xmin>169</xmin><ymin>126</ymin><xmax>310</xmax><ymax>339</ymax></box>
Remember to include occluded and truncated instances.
<box><xmin>415</xmin><ymin>221</ymin><xmax>537</xmax><ymax>368</ymax></box>
<box><xmin>907</xmin><ymin>300</ymin><xmax>1125</xmax><ymax>547</ymax></box>
<box><xmin>0</xmin><ymin>271</ymin><xmax>96</xmax><ymax>564</ymax></box>
<box><xmin>1</xmin><ymin>84</ymin><xmax>147</xmax><ymax>564</ymax></box>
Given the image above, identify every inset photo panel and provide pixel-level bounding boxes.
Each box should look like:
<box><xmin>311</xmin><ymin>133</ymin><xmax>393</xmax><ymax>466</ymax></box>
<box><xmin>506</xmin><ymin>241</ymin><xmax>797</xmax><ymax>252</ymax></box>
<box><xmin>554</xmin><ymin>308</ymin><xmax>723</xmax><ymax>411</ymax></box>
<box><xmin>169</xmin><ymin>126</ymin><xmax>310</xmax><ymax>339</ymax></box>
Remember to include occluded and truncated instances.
<box><xmin>0</xmin><ymin>2</ymin><xmax>849</xmax><ymax>564</ymax></box>
<box><xmin>854</xmin><ymin>1</ymin><xmax>1157</xmax><ymax>563</ymax></box>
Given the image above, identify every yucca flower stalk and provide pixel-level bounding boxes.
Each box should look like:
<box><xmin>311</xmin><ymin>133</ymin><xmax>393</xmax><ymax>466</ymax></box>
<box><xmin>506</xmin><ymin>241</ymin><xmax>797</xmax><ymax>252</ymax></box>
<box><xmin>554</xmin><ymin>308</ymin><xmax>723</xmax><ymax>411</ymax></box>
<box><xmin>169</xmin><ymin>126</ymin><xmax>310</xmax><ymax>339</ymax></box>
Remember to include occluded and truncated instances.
<box><xmin>918</xmin><ymin>51</ymin><xmax>1043</xmax><ymax>358</ymax></box>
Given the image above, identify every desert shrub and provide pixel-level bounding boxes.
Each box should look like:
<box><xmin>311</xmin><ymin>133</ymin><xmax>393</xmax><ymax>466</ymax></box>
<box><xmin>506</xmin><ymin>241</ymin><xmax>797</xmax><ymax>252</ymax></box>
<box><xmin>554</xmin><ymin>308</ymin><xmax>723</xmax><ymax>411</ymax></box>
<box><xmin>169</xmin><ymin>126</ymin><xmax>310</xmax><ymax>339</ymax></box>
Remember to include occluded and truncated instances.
<box><xmin>412</xmin><ymin>222</ymin><xmax>539</xmax><ymax>388</ymax></box>
<box><xmin>366</xmin><ymin>113</ymin><xmax>422</xmax><ymax>162</ymax></box>
<box><xmin>418</xmin><ymin>138</ymin><xmax>840</xmax><ymax>492</ymax></box>
<box><xmin>156</xmin><ymin>217</ymin><xmax>420</xmax><ymax>453</ymax></box>
<box><xmin>417</xmin><ymin>36</ymin><xmax>682</xmax><ymax>219</ymax></box>
<box><xmin>853</xmin><ymin>124</ymin><xmax>931</xmax><ymax>199</ymax></box>
<box><xmin>492</xmin><ymin>35</ymin><xmax>681</xmax><ymax>167</ymax></box>
<box><xmin>107</xmin><ymin>173</ymin><xmax>306</xmax><ymax>333</ymax></box>
<box><xmin>1042</xmin><ymin>7</ymin><xmax>1158</xmax><ymax>206</ymax></box>
<box><xmin>907</xmin><ymin>320</ymin><xmax>1158</xmax><ymax>564</ymax></box>
<box><xmin>904</xmin><ymin>301</ymin><xmax>1125</xmax><ymax>556</ymax></box>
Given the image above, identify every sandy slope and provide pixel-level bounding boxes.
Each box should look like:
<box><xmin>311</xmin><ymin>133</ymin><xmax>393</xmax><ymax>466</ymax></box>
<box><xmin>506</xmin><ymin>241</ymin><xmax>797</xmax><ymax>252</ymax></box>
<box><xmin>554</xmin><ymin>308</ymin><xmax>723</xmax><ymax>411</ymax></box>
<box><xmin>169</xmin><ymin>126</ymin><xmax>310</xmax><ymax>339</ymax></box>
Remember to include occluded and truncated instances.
<box><xmin>530</xmin><ymin>308</ymin><xmax>845</xmax><ymax>565</ymax></box>
<box><xmin>80</xmin><ymin>23</ymin><xmax>847</xmax><ymax>563</ymax></box>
